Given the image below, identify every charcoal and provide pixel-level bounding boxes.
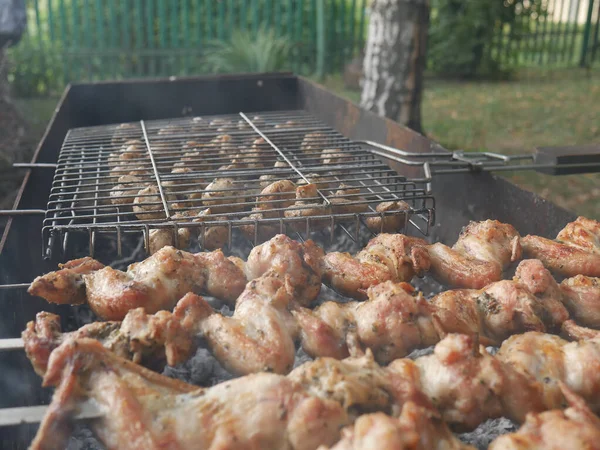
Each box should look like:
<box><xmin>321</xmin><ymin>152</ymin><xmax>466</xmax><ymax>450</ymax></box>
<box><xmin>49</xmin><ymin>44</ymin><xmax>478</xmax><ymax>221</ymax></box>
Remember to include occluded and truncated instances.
<box><xmin>458</xmin><ymin>417</ymin><xmax>517</xmax><ymax>449</ymax></box>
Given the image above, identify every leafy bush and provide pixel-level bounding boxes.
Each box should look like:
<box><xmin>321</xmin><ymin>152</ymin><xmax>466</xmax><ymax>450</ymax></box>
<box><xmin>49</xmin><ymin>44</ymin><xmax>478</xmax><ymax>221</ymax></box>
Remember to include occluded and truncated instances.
<box><xmin>428</xmin><ymin>0</ymin><xmax>544</xmax><ymax>77</ymax></box>
<box><xmin>204</xmin><ymin>28</ymin><xmax>293</xmax><ymax>74</ymax></box>
<box><xmin>6</xmin><ymin>40</ymin><xmax>65</xmax><ymax>97</ymax></box>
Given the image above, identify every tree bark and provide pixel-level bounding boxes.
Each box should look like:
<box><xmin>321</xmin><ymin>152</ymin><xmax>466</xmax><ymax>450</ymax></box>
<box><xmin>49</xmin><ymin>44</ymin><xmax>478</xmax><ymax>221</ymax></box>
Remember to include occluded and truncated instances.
<box><xmin>360</xmin><ymin>0</ymin><xmax>429</xmax><ymax>133</ymax></box>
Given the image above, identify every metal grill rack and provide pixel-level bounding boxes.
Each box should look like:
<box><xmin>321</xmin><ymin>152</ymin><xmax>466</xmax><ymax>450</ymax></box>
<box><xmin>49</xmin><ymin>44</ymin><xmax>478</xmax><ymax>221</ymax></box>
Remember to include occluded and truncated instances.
<box><xmin>42</xmin><ymin>110</ymin><xmax>435</xmax><ymax>259</ymax></box>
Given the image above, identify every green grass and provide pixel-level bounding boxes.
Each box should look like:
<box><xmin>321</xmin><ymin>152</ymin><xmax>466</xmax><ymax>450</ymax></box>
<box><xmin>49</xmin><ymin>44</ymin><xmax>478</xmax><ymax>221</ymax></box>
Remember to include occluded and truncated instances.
<box><xmin>317</xmin><ymin>69</ymin><xmax>600</xmax><ymax>219</ymax></box>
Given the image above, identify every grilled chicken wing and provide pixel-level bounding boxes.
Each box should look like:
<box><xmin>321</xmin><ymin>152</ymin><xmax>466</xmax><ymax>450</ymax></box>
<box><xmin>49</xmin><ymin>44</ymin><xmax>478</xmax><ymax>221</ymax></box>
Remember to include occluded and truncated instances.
<box><xmin>27</xmin><ymin>257</ymin><xmax>106</xmax><ymax>305</ymax></box>
<box><xmin>515</xmin><ymin>258</ymin><xmax>600</xmax><ymax>328</ymax></box>
<box><xmin>489</xmin><ymin>384</ymin><xmax>600</xmax><ymax>450</ymax></box>
<box><xmin>321</xmin><ymin>405</ymin><xmax>474</xmax><ymax>450</ymax></box>
<box><xmin>289</xmin><ymin>348</ymin><xmax>433</xmax><ymax>420</ymax></box>
<box><xmin>293</xmin><ymin>333</ymin><xmax>545</xmax><ymax>431</ymax></box>
<box><xmin>322</xmin><ymin>234</ymin><xmax>430</xmax><ymax>299</ymax></box>
<box><xmin>22</xmin><ymin>292</ymin><xmax>208</xmax><ymax>376</ymax></box>
<box><xmin>431</xmin><ymin>263</ymin><xmax>569</xmax><ymax>345</ymax></box>
<box><xmin>560</xmin><ymin>275</ymin><xmax>600</xmax><ymax>327</ymax></box>
<box><xmin>428</xmin><ymin>220</ymin><xmax>522</xmax><ymax>289</ymax></box>
<box><xmin>561</xmin><ymin>319</ymin><xmax>600</xmax><ymax>340</ymax></box>
<box><xmin>28</xmin><ymin>247</ymin><xmax>246</xmax><ymax>319</ymax></box>
<box><xmin>245</xmin><ymin>234</ymin><xmax>324</xmax><ymax>306</ymax></box>
<box><xmin>521</xmin><ymin>216</ymin><xmax>600</xmax><ymax>277</ymax></box>
<box><xmin>497</xmin><ymin>331</ymin><xmax>600</xmax><ymax>412</ymax></box>
<box><xmin>403</xmin><ymin>333</ymin><xmax>545</xmax><ymax>429</ymax></box>
<box><xmin>194</xmin><ymin>272</ymin><xmax>298</xmax><ymax>375</ymax></box>
<box><xmin>30</xmin><ymin>339</ymin><xmax>348</xmax><ymax>450</ymax></box>
<box><xmin>292</xmin><ymin>281</ymin><xmax>438</xmax><ymax>363</ymax></box>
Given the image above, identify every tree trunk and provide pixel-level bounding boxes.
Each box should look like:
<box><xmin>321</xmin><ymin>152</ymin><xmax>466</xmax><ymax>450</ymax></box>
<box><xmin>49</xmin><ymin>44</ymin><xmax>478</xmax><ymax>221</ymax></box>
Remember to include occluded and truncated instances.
<box><xmin>360</xmin><ymin>0</ymin><xmax>429</xmax><ymax>133</ymax></box>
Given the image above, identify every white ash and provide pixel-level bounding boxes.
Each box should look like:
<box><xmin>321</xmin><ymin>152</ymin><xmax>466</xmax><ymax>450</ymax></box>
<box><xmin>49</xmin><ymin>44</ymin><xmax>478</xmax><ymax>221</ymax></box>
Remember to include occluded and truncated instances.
<box><xmin>293</xmin><ymin>346</ymin><xmax>314</xmax><ymax>368</ymax></box>
<box><xmin>163</xmin><ymin>347</ymin><xmax>233</xmax><ymax>386</ymax></box>
<box><xmin>458</xmin><ymin>417</ymin><xmax>517</xmax><ymax>449</ymax></box>
<box><xmin>67</xmin><ymin>425</ymin><xmax>104</xmax><ymax>450</ymax></box>
<box><xmin>407</xmin><ymin>345</ymin><xmax>435</xmax><ymax>359</ymax></box>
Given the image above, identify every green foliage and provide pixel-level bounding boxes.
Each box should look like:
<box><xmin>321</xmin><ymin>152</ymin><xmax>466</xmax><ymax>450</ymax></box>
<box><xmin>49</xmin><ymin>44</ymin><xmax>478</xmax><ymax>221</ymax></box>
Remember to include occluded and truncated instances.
<box><xmin>203</xmin><ymin>28</ymin><xmax>293</xmax><ymax>74</ymax></box>
<box><xmin>7</xmin><ymin>41</ymin><xmax>65</xmax><ymax>97</ymax></box>
<box><xmin>428</xmin><ymin>0</ymin><xmax>545</xmax><ymax>77</ymax></box>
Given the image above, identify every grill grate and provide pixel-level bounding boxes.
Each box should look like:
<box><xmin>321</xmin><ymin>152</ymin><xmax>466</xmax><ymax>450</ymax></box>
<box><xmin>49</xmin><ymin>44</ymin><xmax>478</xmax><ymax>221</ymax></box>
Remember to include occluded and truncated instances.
<box><xmin>43</xmin><ymin>110</ymin><xmax>435</xmax><ymax>258</ymax></box>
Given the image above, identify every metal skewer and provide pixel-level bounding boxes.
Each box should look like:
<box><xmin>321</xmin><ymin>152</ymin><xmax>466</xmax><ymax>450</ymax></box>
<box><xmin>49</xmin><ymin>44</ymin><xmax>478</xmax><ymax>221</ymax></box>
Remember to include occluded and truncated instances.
<box><xmin>0</xmin><ymin>338</ymin><xmax>24</xmax><ymax>352</ymax></box>
<box><xmin>0</xmin><ymin>400</ymin><xmax>102</xmax><ymax>427</ymax></box>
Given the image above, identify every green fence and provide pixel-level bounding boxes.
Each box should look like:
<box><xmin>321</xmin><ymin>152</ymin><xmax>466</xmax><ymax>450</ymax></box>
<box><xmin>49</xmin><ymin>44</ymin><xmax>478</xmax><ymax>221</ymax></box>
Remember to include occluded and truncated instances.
<box><xmin>489</xmin><ymin>0</ymin><xmax>600</xmax><ymax>68</ymax></box>
<box><xmin>9</xmin><ymin>0</ymin><xmax>367</xmax><ymax>96</ymax></box>
<box><xmin>8</xmin><ymin>0</ymin><xmax>600</xmax><ymax>97</ymax></box>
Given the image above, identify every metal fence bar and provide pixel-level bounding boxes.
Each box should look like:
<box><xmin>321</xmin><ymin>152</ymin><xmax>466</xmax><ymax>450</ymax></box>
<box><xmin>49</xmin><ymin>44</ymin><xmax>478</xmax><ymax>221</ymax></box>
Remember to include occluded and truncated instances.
<box><xmin>592</xmin><ymin>0</ymin><xmax>600</xmax><ymax>62</ymax></box>
<box><xmin>568</xmin><ymin>0</ymin><xmax>583</xmax><ymax>63</ymax></box>
<box><xmin>15</xmin><ymin>0</ymin><xmax>597</xmax><ymax>96</ymax></box>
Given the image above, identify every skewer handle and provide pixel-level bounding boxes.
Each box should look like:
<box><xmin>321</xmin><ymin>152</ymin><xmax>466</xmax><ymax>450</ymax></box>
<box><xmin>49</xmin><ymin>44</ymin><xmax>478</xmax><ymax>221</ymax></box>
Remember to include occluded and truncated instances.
<box><xmin>535</xmin><ymin>145</ymin><xmax>600</xmax><ymax>175</ymax></box>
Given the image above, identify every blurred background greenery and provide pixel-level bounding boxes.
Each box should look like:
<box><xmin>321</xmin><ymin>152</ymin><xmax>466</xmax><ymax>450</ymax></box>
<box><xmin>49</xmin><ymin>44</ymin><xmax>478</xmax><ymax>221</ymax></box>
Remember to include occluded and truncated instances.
<box><xmin>2</xmin><ymin>0</ymin><xmax>599</xmax><ymax>217</ymax></box>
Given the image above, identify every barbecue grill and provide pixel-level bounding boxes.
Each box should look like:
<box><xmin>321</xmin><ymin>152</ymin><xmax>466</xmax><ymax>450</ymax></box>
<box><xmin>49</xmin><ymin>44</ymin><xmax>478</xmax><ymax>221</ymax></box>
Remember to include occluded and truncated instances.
<box><xmin>0</xmin><ymin>72</ymin><xmax>596</xmax><ymax>449</ymax></box>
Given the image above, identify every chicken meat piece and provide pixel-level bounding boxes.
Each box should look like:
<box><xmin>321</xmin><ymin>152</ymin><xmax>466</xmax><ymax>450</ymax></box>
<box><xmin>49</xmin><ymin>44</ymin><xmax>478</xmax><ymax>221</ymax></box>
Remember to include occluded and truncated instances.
<box><xmin>514</xmin><ymin>258</ymin><xmax>600</xmax><ymax>328</ymax></box>
<box><xmin>521</xmin><ymin>216</ymin><xmax>600</xmax><ymax>277</ymax></box>
<box><xmin>195</xmin><ymin>249</ymin><xmax>248</xmax><ymax>302</ymax></box>
<box><xmin>321</xmin><ymin>149</ymin><xmax>352</xmax><ymax>166</ymax></box>
<box><xmin>404</xmin><ymin>333</ymin><xmax>546</xmax><ymax>429</ymax></box>
<box><xmin>239</xmin><ymin>209</ymin><xmax>281</xmax><ymax>243</ymax></box>
<box><xmin>329</xmin><ymin>185</ymin><xmax>370</xmax><ymax>215</ymax></box>
<box><xmin>293</xmin><ymin>333</ymin><xmax>545</xmax><ymax>431</ymax></box>
<box><xmin>560</xmin><ymin>275</ymin><xmax>600</xmax><ymax>327</ymax></box>
<box><xmin>256</xmin><ymin>179</ymin><xmax>297</xmax><ymax>210</ymax></box>
<box><xmin>109</xmin><ymin>164</ymin><xmax>150</xmax><ymax>179</ymax></box>
<box><xmin>259</xmin><ymin>174</ymin><xmax>279</xmax><ymax>188</ymax></box>
<box><xmin>246</xmin><ymin>234</ymin><xmax>325</xmax><ymax>306</ymax></box>
<box><xmin>109</xmin><ymin>175</ymin><xmax>146</xmax><ymax>207</ymax></box>
<box><xmin>284</xmin><ymin>183</ymin><xmax>328</xmax><ymax>231</ymax></box>
<box><xmin>365</xmin><ymin>201</ymin><xmax>411</xmax><ymax>233</ymax></box>
<box><xmin>28</xmin><ymin>246</ymin><xmax>246</xmax><ymax>320</ymax></box>
<box><xmin>195</xmin><ymin>271</ymin><xmax>298</xmax><ymax>375</ymax></box>
<box><xmin>107</xmin><ymin>139</ymin><xmax>146</xmax><ymax>169</ymax></box>
<box><xmin>22</xmin><ymin>292</ymin><xmax>209</xmax><ymax>376</ymax></box>
<box><xmin>322</xmin><ymin>233</ymin><xmax>430</xmax><ymax>299</ymax></box>
<box><xmin>132</xmin><ymin>185</ymin><xmax>176</xmax><ymax>220</ymax></box>
<box><xmin>428</xmin><ymin>220</ymin><xmax>522</xmax><ymax>289</ymax></box>
<box><xmin>300</xmin><ymin>132</ymin><xmax>330</xmax><ymax>157</ymax></box>
<box><xmin>321</xmin><ymin>405</ymin><xmax>474</xmax><ymax>450</ymax></box>
<box><xmin>497</xmin><ymin>331</ymin><xmax>600</xmax><ymax>412</ymax></box>
<box><xmin>30</xmin><ymin>338</ymin><xmax>348</xmax><ymax>450</ymax></box>
<box><xmin>289</xmin><ymin>349</ymin><xmax>433</xmax><ymax>421</ymax></box>
<box><xmin>561</xmin><ymin>319</ymin><xmax>600</xmax><ymax>341</ymax></box>
<box><xmin>489</xmin><ymin>384</ymin><xmax>600</xmax><ymax>450</ymax></box>
<box><xmin>147</xmin><ymin>226</ymin><xmax>192</xmax><ymax>254</ymax></box>
<box><xmin>432</xmin><ymin>259</ymin><xmax>569</xmax><ymax>344</ymax></box>
<box><xmin>296</xmin><ymin>173</ymin><xmax>336</xmax><ymax>191</ymax></box>
<box><xmin>111</xmin><ymin>123</ymin><xmax>139</xmax><ymax>145</ymax></box>
<box><xmin>193</xmin><ymin>207</ymin><xmax>229</xmax><ymax>250</ymax></box>
<box><xmin>28</xmin><ymin>257</ymin><xmax>106</xmax><ymax>305</ymax></box>
<box><xmin>162</xmin><ymin>167</ymin><xmax>207</xmax><ymax>197</ymax></box>
<box><xmin>201</xmin><ymin>177</ymin><xmax>244</xmax><ymax>213</ymax></box>
<box><xmin>292</xmin><ymin>281</ymin><xmax>438</xmax><ymax>363</ymax></box>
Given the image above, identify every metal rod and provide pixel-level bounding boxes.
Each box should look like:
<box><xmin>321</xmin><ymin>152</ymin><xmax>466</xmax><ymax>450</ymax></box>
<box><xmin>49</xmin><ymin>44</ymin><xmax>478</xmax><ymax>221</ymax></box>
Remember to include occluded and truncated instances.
<box><xmin>0</xmin><ymin>400</ymin><xmax>102</xmax><ymax>427</ymax></box>
<box><xmin>140</xmin><ymin>120</ymin><xmax>171</xmax><ymax>219</ymax></box>
<box><xmin>238</xmin><ymin>111</ymin><xmax>331</xmax><ymax>206</ymax></box>
<box><xmin>0</xmin><ymin>210</ymin><xmax>46</xmax><ymax>216</ymax></box>
<box><xmin>0</xmin><ymin>283</ymin><xmax>30</xmax><ymax>289</ymax></box>
<box><xmin>12</xmin><ymin>163</ymin><xmax>58</xmax><ymax>169</ymax></box>
<box><xmin>0</xmin><ymin>338</ymin><xmax>24</xmax><ymax>351</ymax></box>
